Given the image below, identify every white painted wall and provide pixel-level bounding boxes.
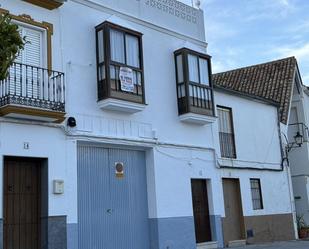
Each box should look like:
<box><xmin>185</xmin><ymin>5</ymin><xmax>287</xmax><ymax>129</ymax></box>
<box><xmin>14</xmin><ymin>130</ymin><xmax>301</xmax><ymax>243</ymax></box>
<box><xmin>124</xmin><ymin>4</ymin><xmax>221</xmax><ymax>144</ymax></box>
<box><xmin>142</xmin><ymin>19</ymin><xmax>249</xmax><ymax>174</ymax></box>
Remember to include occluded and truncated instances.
<box><xmin>214</xmin><ymin>90</ymin><xmax>295</xmax><ymax>218</ymax></box>
<box><xmin>220</xmin><ymin>168</ymin><xmax>293</xmax><ymax>216</ymax></box>
<box><xmin>59</xmin><ymin>0</ymin><xmax>215</xmax><ymax>149</ymax></box>
<box><xmin>148</xmin><ymin>89</ymin><xmax>294</xmax><ymax>220</ymax></box>
<box><xmin>0</xmin><ymin>0</ymin><xmax>295</xmax><ymax>232</ymax></box>
<box><xmin>214</xmin><ymin>90</ymin><xmax>282</xmax><ymax>170</ymax></box>
<box><xmin>0</xmin><ymin>0</ymin><xmax>215</xmax><ymax>226</ymax></box>
<box><xmin>288</xmin><ymin>82</ymin><xmax>309</xmax><ymax>225</ymax></box>
<box><xmin>289</xmin><ymin>88</ymin><xmax>309</xmax><ymax>177</ymax></box>
<box><xmin>150</xmin><ymin>146</ymin><xmax>224</xmax><ymax>218</ymax></box>
<box><xmin>0</xmin><ymin>121</ymin><xmax>75</xmax><ymax>220</ymax></box>
<box><xmin>293</xmin><ymin>176</ymin><xmax>309</xmax><ymax>222</ymax></box>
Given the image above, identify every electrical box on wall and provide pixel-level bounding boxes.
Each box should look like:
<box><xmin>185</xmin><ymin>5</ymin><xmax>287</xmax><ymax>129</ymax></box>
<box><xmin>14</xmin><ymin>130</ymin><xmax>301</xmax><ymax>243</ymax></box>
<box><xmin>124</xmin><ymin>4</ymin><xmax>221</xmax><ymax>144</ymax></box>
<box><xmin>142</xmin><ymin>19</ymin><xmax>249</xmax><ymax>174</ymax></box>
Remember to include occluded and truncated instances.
<box><xmin>53</xmin><ymin>180</ymin><xmax>64</xmax><ymax>194</ymax></box>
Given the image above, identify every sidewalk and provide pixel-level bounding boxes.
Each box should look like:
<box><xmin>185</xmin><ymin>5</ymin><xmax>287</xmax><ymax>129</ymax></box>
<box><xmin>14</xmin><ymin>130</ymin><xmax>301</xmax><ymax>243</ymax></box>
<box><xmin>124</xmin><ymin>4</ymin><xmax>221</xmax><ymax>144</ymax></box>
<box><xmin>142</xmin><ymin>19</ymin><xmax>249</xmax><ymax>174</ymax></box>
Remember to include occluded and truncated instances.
<box><xmin>235</xmin><ymin>240</ymin><xmax>309</xmax><ymax>249</ymax></box>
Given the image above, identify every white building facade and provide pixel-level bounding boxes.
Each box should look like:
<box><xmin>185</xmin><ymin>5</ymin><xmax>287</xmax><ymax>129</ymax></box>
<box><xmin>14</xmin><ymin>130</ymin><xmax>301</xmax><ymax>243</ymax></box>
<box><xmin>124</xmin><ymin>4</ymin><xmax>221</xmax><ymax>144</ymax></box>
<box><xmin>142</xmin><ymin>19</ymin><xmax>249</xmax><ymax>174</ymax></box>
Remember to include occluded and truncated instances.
<box><xmin>214</xmin><ymin>89</ymin><xmax>296</xmax><ymax>246</ymax></box>
<box><xmin>0</xmin><ymin>0</ymin><xmax>297</xmax><ymax>249</ymax></box>
<box><xmin>287</xmin><ymin>72</ymin><xmax>309</xmax><ymax>226</ymax></box>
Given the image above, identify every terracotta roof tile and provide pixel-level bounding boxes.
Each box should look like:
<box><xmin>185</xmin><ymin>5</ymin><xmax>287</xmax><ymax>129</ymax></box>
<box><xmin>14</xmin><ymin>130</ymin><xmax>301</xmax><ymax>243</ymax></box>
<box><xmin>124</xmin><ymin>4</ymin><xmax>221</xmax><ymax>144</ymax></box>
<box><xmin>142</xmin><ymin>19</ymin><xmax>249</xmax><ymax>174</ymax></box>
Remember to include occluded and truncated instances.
<box><xmin>212</xmin><ymin>57</ymin><xmax>297</xmax><ymax>124</ymax></box>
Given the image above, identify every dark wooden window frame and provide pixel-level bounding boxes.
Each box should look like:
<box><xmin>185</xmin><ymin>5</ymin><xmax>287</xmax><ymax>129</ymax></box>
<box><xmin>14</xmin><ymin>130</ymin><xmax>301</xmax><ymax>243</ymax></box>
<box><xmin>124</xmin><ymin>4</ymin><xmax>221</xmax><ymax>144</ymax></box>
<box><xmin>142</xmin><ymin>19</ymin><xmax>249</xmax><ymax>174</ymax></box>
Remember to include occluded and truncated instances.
<box><xmin>174</xmin><ymin>47</ymin><xmax>215</xmax><ymax>117</ymax></box>
<box><xmin>217</xmin><ymin>105</ymin><xmax>237</xmax><ymax>159</ymax></box>
<box><xmin>250</xmin><ymin>178</ymin><xmax>264</xmax><ymax>210</ymax></box>
<box><xmin>95</xmin><ymin>21</ymin><xmax>145</xmax><ymax>104</ymax></box>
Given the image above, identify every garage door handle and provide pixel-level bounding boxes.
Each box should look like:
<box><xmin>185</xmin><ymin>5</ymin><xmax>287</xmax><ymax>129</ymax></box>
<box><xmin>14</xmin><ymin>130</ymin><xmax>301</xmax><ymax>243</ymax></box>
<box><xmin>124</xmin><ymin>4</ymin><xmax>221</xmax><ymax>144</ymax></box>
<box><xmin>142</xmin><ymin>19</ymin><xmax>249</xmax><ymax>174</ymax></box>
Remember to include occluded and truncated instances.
<box><xmin>106</xmin><ymin>209</ymin><xmax>113</xmax><ymax>214</ymax></box>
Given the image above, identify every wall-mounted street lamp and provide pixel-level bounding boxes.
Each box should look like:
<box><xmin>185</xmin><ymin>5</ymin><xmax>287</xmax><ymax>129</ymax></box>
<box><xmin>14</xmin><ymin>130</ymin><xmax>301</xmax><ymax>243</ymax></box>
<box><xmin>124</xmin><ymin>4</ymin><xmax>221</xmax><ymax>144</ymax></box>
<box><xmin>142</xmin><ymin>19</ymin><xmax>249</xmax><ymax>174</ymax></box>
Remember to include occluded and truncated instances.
<box><xmin>294</xmin><ymin>132</ymin><xmax>304</xmax><ymax>146</ymax></box>
<box><xmin>282</xmin><ymin>123</ymin><xmax>308</xmax><ymax>167</ymax></box>
<box><xmin>287</xmin><ymin>131</ymin><xmax>304</xmax><ymax>152</ymax></box>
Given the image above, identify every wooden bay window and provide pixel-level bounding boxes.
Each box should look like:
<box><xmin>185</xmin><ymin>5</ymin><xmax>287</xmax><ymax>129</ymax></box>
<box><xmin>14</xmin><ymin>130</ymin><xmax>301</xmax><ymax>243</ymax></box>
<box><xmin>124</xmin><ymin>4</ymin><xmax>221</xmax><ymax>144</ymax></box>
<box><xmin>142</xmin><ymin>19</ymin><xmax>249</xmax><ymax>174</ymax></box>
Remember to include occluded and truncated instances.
<box><xmin>96</xmin><ymin>22</ymin><xmax>145</xmax><ymax>104</ymax></box>
<box><xmin>174</xmin><ymin>48</ymin><xmax>215</xmax><ymax>117</ymax></box>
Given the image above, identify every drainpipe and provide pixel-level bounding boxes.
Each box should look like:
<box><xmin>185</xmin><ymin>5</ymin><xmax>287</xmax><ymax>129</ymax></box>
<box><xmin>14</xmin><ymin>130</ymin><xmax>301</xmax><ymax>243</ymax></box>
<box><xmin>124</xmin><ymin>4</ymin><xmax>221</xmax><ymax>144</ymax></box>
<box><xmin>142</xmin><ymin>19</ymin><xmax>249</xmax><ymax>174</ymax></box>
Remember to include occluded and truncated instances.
<box><xmin>279</xmin><ymin>109</ymin><xmax>298</xmax><ymax>239</ymax></box>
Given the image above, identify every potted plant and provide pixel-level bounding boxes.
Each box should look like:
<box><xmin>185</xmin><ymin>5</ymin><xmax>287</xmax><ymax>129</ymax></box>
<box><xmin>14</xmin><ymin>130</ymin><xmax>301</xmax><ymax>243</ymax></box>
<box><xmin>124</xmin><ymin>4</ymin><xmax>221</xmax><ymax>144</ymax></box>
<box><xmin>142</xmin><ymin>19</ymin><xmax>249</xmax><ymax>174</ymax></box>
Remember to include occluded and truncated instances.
<box><xmin>297</xmin><ymin>215</ymin><xmax>308</xmax><ymax>239</ymax></box>
<box><xmin>0</xmin><ymin>13</ymin><xmax>26</xmax><ymax>81</ymax></box>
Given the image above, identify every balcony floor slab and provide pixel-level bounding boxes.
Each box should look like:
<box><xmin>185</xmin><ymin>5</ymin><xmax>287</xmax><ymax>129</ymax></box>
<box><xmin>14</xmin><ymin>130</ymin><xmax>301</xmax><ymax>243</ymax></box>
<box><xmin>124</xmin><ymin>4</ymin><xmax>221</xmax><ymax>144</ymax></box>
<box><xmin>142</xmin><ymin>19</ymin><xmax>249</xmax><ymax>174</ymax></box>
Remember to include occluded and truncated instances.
<box><xmin>0</xmin><ymin>105</ymin><xmax>65</xmax><ymax>123</ymax></box>
<box><xmin>179</xmin><ymin>113</ymin><xmax>217</xmax><ymax>125</ymax></box>
<box><xmin>98</xmin><ymin>98</ymin><xmax>145</xmax><ymax>114</ymax></box>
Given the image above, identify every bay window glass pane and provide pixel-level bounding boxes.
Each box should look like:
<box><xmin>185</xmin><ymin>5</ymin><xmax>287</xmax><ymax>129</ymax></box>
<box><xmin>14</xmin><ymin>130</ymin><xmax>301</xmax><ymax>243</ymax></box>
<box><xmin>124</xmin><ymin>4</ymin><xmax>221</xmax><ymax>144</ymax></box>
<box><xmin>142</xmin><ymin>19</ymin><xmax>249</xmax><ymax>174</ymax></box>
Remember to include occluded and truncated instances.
<box><xmin>177</xmin><ymin>84</ymin><xmax>185</xmax><ymax>97</ymax></box>
<box><xmin>188</xmin><ymin>54</ymin><xmax>199</xmax><ymax>83</ymax></box>
<box><xmin>125</xmin><ymin>34</ymin><xmax>140</xmax><ymax>68</ymax></box>
<box><xmin>110</xmin><ymin>65</ymin><xmax>117</xmax><ymax>90</ymax></box>
<box><xmin>137</xmin><ymin>71</ymin><xmax>142</xmax><ymax>85</ymax></box>
<box><xmin>132</xmin><ymin>71</ymin><xmax>137</xmax><ymax>85</ymax></box>
<box><xmin>110</xmin><ymin>65</ymin><xmax>116</xmax><ymax>79</ymax></box>
<box><xmin>189</xmin><ymin>84</ymin><xmax>193</xmax><ymax>96</ymax></box>
<box><xmin>98</xmin><ymin>65</ymin><xmax>105</xmax><ymax>81</ymax></box>
<box><xmin>110</xmin><ymin>29</ymin><xmax>125</xmax><ymax>63</ymax></box>
<box><xmin>199</xmin><ymin>58</ymin><xmax>209</xmax><ymax>85</ymax></box>
<box><xmin>131</xmin><ymin>71</ymin><xmax>141</xmax><ymax>86</ymax></box>
<box><xmin>97</xmin><ymin>30</ymin><xmax>104</xmax><ymax>63</ymax></box>
<box><xmin>176</xmin><ymin>55</ymin><xmax>184</xmax><ymax>83</ymax></box>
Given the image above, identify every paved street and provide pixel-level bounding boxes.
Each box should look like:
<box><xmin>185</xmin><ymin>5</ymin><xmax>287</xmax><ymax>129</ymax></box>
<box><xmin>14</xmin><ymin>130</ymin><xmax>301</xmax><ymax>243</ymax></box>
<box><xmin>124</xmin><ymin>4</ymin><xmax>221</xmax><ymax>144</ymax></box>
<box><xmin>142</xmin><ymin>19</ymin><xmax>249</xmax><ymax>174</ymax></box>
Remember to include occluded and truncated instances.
<box><xmin>237</xmin><ymin>240</ymin><xmax>309</xmax><ymax>249</ymax></box>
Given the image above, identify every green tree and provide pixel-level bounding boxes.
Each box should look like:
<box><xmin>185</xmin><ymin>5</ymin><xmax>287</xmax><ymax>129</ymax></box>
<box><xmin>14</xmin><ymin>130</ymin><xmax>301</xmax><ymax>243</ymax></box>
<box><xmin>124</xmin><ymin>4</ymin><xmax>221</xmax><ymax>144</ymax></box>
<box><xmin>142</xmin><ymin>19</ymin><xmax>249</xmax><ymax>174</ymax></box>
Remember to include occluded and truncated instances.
<box><xmin>0</xmin><ymin>13</ymin><xmax>26</xmax><ymax>80</ymax></box>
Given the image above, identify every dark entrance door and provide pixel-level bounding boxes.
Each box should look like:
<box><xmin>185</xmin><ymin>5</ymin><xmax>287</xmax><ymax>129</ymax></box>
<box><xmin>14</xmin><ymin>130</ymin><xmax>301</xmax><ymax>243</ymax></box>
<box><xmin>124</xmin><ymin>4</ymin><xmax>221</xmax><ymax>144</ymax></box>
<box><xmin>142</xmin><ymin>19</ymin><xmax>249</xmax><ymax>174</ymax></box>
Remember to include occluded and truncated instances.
<box><xmin>191</xmin><ymin>179</ymin><xmax>212</xmax><ymax>243</ymax></box>
<box><xmin>222</xmin><ymin>178</ymin><xmax>245</xmax><ymax>246</ymax></box>
<box><xmin>4</xmin><ymin>157</ymin><xmax>41</xmax><ymax>249</ymax></box>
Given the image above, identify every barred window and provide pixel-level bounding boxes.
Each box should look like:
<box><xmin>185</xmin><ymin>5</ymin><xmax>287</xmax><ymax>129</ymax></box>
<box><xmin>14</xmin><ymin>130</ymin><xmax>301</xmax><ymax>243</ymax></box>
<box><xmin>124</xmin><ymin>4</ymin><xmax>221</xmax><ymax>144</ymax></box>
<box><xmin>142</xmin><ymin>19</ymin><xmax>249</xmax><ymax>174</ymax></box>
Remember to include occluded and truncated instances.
<box><xmin>217</xmin><ymin>106</ymin><xmax>236</xmax><ymax>158</ymax></box>
<box><xmin>250</xmin><ymin>179</ymin><xmax>263</xmax><ymax>210</ymax></box>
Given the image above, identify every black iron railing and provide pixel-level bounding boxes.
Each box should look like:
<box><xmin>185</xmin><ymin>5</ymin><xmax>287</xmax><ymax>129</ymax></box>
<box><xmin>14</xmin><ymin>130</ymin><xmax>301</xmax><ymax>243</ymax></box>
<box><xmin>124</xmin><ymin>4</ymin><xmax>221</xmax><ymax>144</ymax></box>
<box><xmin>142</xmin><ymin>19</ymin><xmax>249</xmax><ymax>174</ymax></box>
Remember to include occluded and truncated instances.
<box><xmin>177</xmin><ymin>82</ymin><xmax>214</xmax><ymax>115</ymax></box>
<box><xmin>219</xmin><ymin>132</ymin><xmax>236</xmax><ymax>158</ymax></box>
<box><xmin>0</xmin><ymin>62</ymin><xmax>65</xmax><ymax>112</ymax></box>
<box><xmin>188</xmin><ymin>82</ymin><xmax>213</xmax><ymax>110</ymax></box>
<box><xmin>97</xmin><ymin>63</ymin><xmax>144</xmax><ymax>104</ymax></box>
<box><xmin>109</xmin><ymin>63</ymin><xmax>143</xmax><ymax>96</ymax></box>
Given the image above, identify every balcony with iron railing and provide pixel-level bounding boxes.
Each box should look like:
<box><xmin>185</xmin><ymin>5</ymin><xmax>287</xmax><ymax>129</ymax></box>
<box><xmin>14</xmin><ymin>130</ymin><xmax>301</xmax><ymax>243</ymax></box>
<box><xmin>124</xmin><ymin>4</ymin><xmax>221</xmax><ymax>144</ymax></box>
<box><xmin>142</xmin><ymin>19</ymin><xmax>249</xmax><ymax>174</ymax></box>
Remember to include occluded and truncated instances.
<box><xmin>0</xmin><ymin>62</ymin><xmax>65</xmax><ymax>123</ymax></box>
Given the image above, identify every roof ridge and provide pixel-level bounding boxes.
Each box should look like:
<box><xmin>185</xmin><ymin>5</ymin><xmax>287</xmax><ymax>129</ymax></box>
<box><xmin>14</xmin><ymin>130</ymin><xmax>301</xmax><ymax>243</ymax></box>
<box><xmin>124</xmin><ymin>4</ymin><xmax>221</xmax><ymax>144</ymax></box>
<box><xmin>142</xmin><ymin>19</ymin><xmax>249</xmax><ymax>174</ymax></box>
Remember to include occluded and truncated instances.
<box><xmin>213</xmin><ymin>56</ymin><xmax>296</xmax><ymax>76</ymax></box>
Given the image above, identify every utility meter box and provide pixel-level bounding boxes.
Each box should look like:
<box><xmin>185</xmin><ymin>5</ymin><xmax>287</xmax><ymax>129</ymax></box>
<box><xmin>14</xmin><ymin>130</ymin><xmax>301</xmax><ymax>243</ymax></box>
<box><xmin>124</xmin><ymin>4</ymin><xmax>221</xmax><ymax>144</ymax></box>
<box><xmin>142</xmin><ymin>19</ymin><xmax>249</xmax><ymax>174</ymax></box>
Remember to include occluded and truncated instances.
<box><xmin>53</xmin><ymin>180</ymin><xmax>64</xmax><ymax>194</ymax></box>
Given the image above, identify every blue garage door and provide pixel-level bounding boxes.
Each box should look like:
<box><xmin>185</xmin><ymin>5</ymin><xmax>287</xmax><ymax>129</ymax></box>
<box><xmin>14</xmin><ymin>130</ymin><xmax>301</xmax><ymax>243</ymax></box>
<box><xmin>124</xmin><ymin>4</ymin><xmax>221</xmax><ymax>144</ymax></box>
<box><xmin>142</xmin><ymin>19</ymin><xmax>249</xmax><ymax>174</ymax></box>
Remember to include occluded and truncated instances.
<box><xmin>77</xmin><ymin>145</ymin><xmax>150</xmax><ymax>249</ymax></box>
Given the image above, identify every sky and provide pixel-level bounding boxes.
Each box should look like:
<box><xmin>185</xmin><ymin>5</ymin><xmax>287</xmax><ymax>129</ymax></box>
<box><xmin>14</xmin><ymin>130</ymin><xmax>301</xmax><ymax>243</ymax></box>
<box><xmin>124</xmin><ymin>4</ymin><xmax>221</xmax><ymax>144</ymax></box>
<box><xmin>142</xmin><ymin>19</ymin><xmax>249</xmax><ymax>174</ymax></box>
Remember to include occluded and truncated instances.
<box><xmin>181</xmin><ymin>0</ymin><xmax>309</xmax><ymax>85</ymax></box>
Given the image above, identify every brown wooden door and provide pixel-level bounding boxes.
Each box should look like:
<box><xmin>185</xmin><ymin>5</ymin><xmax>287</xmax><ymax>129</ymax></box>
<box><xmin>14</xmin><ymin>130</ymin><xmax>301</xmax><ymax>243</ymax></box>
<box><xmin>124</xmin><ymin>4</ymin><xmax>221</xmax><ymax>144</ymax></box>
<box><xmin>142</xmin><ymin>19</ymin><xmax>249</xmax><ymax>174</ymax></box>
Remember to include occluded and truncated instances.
<box><xmin>191</xmin><ymin>179</ymin><xmax>212</xmax><ymax>243</ymax></box>
<box><xmin>222</xmin><ymin>178</ymin><xmax>245</xmax><ymax>246</ymax></box>
<box><xmin>4</xmin><ymin>158</ymin><xmax>41</xmax><ymax>249</ymax></box>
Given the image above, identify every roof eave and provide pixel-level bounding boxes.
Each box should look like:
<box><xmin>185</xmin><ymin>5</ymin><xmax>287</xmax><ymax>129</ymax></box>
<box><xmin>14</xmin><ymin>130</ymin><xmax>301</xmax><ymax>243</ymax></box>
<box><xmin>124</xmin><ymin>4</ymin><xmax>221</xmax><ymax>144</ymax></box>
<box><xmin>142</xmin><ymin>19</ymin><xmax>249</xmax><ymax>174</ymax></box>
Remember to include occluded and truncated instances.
<box><xmin>214</xmin><ymin>85</ymin><xmax>280</xmax><ymax>107</ymax></box>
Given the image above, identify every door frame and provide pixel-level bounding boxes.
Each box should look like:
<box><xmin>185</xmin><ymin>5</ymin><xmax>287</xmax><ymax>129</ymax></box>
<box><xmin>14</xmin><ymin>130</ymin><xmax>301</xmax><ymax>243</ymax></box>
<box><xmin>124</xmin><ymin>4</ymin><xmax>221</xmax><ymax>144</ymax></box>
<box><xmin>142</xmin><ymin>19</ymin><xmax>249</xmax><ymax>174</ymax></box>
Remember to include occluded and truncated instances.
<box><xmin>222</xmin><ymin>178</ymin><xmax>246</xmax><ymax>246</ymax></box>
<box><xmin>2</xmin><ymin>156</ymin><xmax>48</xmax><ymax>249</ymax></box>
<box><xmin>191</xmin><ymin>178</ymin><xmax>213</xmax><ymax>244</ymax></box>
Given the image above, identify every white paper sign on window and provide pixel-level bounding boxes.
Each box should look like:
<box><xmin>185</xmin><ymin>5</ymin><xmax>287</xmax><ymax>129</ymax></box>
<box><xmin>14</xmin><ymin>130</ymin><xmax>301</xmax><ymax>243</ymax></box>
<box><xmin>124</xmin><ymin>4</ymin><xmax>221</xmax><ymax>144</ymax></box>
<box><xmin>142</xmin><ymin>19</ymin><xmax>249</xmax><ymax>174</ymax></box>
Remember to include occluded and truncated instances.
<box><xmin>119</xmin><ymin>67</ymin><xmax>134</xmax><ymax>92</ymax></box>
